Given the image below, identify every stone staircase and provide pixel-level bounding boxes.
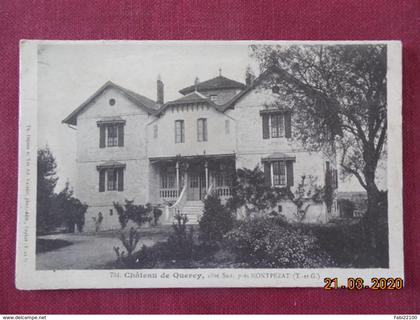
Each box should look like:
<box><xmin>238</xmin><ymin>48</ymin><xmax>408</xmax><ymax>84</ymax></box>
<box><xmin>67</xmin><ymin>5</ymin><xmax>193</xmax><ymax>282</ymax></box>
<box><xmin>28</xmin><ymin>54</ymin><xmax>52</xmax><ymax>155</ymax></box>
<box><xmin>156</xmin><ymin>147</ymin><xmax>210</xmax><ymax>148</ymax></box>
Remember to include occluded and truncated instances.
<box><xmin>181</xmin><ymin>201</ymin><xmax>204</xmax><ymax>224</ymax></box>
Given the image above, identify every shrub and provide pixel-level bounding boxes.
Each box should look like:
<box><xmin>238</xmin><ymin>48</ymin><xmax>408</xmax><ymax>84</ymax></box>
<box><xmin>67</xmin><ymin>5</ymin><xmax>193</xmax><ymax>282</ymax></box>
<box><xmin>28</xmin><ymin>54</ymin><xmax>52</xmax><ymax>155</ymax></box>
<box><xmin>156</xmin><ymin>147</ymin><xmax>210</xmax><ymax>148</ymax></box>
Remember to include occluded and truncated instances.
<box><xmin>113</xmin><ymin>227</ymin><xmax>141</xmax><ymax>266</ymax></box>
<box><xmin>226</xmin><ymin>166</ymin><xmax>288</xmax><ymax>216</ymax></box>
<box><xmin>225</xmin><ymin>217</ymin><xmax>334</xmax><ymax>268</ymax></box>
<box><xmin>199</xmin><ymin>193</ymin><xmax>234</xmax><ymax>241</ymax></box>
<box><xmin>165</xmin><ymin>214</ymin><xmax>195</xmax><ymax>265</ymax></box>
<box><xmin>113</xmin><ymin>200</ymin><xmax>153</xmax><ymax>229</ymax></box>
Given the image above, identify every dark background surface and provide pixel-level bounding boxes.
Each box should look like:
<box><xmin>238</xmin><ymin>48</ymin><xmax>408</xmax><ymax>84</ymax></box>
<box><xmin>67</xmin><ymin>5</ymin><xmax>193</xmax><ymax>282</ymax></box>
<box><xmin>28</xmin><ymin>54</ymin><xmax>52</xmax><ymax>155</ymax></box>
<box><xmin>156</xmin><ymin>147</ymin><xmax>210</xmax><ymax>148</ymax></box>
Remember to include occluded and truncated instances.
<box><xmin>0</xmin><ymin>0</ymin><xmax>418</xmax><ymax>314</ymax></box>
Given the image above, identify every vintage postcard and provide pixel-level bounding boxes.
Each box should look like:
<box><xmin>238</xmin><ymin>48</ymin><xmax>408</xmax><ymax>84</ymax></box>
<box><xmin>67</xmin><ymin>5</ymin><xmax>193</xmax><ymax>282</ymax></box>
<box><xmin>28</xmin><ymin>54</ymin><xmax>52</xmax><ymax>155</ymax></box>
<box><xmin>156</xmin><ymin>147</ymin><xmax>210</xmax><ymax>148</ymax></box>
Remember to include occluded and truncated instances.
<box><xmin>16</xmin><ymin>40</ymin><xmax>403</xmax><ymax>289</ymax></box>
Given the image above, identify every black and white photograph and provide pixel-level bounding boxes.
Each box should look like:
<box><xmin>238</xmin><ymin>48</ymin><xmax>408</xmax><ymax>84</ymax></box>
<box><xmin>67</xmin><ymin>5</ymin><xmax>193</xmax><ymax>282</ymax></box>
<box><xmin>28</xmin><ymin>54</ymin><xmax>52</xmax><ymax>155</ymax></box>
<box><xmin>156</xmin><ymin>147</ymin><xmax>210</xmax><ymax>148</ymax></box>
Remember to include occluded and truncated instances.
<box><xmin>16</xmin><ymin>40</ymin><xmax>403</xmax><ymax>289</ymax></box>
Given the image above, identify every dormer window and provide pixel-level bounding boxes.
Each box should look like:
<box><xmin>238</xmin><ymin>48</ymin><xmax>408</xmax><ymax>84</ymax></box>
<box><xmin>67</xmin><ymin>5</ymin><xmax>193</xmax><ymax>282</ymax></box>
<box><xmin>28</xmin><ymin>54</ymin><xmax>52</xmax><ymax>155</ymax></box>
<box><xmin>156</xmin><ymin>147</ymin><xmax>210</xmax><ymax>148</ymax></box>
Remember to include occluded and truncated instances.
<box><xmin>210</xmin><ymin>95</ymin><xmax>217</xmax><ymax>102</ymax></box>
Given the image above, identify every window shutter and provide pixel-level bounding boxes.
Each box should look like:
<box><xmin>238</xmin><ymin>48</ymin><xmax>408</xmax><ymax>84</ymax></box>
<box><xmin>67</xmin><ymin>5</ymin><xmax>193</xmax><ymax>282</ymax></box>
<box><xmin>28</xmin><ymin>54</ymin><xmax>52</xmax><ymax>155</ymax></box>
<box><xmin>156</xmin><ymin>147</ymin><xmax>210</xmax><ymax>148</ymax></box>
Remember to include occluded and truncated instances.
<box><xmin>262</xmin><ymin>114</ymin><xmax>269</xmax><ymax>139</ymax></box>
<box><xmin>204</xmin><ymin>119</ymin><xmax>208</xmax><ymax>141</ymax></box>
<box><xmin>99</xmin><ymin>125</ymin><xmax>106</xmax><ymax>148</ymax></box>
<box><xmin>117</xmin><ymin>168</ymin><xmax>124</xmax><ymax>191</ymax></box>
<box><xmin>99</xmin><ymin>170</ymin><xmax>105</xmax><ymax>192</ymax></box>
<box><xmin>286</xmin><ymin>161</ymin><xmax>294</xmax><ymax>187</ymax></box>
<box><xmin>334</xmin><ymin>169</ymin><xmax>338</xmax><ymax>189</ymax></box>
<box><xmin>285</xmin><ymin>112</ymin><xmax>292</xmax><ymax>138</ymax></box>
<box><xmin>118</xmin><ymin>124</ymin><xmax>124</xmax><ymax>147</ymax></box>
<box><xmin>264</xmin><ymin>162</ymin><xmax>271</xmax><ymax>186</ymax></box>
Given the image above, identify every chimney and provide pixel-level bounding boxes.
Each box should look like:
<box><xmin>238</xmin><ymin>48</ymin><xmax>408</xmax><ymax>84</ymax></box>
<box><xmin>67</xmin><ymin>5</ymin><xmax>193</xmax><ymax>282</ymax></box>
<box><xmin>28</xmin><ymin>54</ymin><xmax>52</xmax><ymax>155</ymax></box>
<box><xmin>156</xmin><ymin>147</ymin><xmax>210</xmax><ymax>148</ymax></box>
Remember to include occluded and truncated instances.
<box><xmin>245</xmin><ymin>65</ymin><xmax>255</xmax><ymax>86</ymax></box>
<box><xmin>194</xmin><ymin>77</ymin><xmax>200</xmax><ymax>91</ymax></box>
<box><xmin>157</xmin><ymin>74</ymin><xmax>164</xmax><ymax>105</ymax></box>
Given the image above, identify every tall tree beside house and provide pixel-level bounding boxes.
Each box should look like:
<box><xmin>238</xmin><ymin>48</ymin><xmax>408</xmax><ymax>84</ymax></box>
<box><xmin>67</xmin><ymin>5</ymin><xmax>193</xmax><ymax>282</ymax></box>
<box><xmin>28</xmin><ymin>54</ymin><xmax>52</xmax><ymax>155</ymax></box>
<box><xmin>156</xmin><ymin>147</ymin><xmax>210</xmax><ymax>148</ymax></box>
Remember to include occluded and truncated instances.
<box><xmin>51</xmin><ymin>182</ymin><xmax>88</xmax><ymax>233</ymax></box>
<box><xmin>251</xmin><ymin>44</ymin><xmax>387</xmax><ymax>259</ymax></box>
<box><xmin>37</xmin><ymin>146</ymin><xmax>58</xmax><ymax>234</ymax></box>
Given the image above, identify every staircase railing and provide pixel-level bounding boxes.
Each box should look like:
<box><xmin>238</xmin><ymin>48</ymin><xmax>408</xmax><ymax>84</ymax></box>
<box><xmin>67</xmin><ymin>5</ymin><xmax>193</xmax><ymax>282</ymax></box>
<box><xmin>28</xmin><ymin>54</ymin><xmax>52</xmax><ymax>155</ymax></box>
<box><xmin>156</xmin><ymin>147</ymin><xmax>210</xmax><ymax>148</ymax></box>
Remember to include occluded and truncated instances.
<box><xmin>204</xmin><ymin>183</ymin><xmax>214</xmax><ymax>200</ymax></box>
<box><xmin>166</xmin><ymin>184</ymin><xmax>188</xmax><ymax>222</ymax></box>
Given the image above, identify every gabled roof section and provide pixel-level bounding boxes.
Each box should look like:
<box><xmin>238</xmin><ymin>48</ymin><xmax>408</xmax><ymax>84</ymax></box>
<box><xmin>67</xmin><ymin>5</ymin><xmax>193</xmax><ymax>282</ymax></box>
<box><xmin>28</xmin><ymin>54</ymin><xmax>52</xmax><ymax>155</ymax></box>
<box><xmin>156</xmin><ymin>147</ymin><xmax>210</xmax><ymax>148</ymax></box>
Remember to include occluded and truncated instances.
<box><xmin>157</xmin><ymin>91</ymin><xmax>220</xmax><ymax>115</ymax></box>
<box><xmin>167</xmin><ymin>91</ymin><xmax>209</xmax><ymax>105</ymax></box>
<box><xmin>179</xmin><ymin>75</ymin><xmax>246</xmax><ymax>95</ymax></box>
<box><xmin>220</xmin><ymin>65</ymin><xmax>287</xmax><ymax>112</ymax></box>
<box><xmin>62</xmin><ymin>81</ymin><xmax>158</xmax><ymax>125</ymax></box>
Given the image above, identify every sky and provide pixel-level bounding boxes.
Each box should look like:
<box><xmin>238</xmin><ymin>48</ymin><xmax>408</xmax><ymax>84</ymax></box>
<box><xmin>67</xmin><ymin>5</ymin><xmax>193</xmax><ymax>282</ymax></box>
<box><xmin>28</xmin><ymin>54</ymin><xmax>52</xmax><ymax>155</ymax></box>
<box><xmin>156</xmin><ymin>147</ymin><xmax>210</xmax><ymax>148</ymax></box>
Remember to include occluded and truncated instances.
<box><xmin>37</xmin><ymin>41</ymin><xmax>373</xmax><ymax>193</ymax></box>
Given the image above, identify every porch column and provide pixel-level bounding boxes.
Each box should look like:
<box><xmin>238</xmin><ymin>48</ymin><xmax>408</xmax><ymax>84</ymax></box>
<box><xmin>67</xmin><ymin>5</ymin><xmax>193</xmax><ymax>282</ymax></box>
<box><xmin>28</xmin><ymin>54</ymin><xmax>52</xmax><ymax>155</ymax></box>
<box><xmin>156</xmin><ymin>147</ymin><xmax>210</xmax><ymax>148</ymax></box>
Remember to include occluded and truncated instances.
<box><xmin>205</xmin><ymin>160</ymin><xmax>209</xmax><ymax>191</ymax></box>
<box><xmin>176</xmin><ymin>161</ymin><xmax>180</xmax><ymax>195</ymax></box>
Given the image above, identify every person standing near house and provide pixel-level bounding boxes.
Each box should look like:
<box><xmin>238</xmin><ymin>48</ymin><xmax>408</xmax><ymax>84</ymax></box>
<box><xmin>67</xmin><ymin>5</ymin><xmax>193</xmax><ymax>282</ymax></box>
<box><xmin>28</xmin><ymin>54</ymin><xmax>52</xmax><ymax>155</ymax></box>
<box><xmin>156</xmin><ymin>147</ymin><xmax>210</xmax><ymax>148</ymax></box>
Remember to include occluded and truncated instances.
<box><xmin>95</xmin><ymin>212</ymin><xmax>103</xmax><ymax>232</ymax></box>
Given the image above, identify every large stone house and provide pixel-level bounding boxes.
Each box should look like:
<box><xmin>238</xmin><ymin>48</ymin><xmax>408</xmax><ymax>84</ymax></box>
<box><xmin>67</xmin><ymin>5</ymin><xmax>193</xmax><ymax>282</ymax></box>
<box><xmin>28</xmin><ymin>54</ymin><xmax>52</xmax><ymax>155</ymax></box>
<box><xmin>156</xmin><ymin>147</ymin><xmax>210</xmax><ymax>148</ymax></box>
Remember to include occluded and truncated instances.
<box><xmin>63</xmin><ymin>66</ymin><xmax>339</xmax><ymax>231</ymax></box>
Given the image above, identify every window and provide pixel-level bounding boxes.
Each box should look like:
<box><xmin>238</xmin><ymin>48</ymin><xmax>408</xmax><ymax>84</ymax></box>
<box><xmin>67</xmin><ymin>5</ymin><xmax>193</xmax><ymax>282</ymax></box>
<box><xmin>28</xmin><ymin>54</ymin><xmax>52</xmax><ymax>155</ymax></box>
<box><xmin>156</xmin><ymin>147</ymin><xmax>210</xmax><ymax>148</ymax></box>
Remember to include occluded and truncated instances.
<box><xmin>175</xmin><ymin>120</ymin><xmax>185</xmax><ymax>143</ymax></box>
<box><xmin>99</xmin><ymin>167</ymin><xmax>124</xmax><ymax>192</ymax></box>
<box><xmin>107</xmin><ymin>124</ymin><xmax>118</xmax><ymax>146</ymax></box>
<box><xmin>197</xmin><ymin>118</ymin><xmax>207</xmax><ymax>142</ymax></box>
<box><xmin>210</xmin><ymin>95</ymin><xmax>217</xmax><ymax>101</ymax></box>
<box><xmin>225</xmin><ymin>119</ymin><xmax>230</xmax><ymax>135</ymax></box>
<box><xmin>264</xmin><ymin>160</ymin><xmax>293</xmax><ymax>187</ymax></box>
<box><xmin>161</xmin><ymin>173</ymin><xmax>176</xmax><ymax>189</ymax></box>
<box><xmin>272</xmin><ymin>161</ymin><xmax>286</xmax><ymax>187</ymax></box>
<box><xmin>153</xmin><ymin>124</ymin><xmax>158</xmax><ymax>138</ymax></box>
<box><xmin>272</xmin><ymin>85</ymin><xmax>280</xmax><ymax>94</ymax></box>
<box><xmin>270</xmin><ymin>113</ymin><xmax>285</xmax><ymax>138</ymax></box>
<box><xmin>109</xmin><ymin>98</ymin><xmax>116</xmax><ymax>106</ymax></box>
<box><xmin>262</xmin><ymin>111</ymin><xmax>291</xmax><ymax>139</ymax></box>
<box><xmin>99</xmin><ymin>123</ymin><xmax>124</xmax><ymax>148</ymax></box>
<box><xmin>215</xmin><ymin>171</ymin><xmax>232</xmax><ymax>187</ymax></box>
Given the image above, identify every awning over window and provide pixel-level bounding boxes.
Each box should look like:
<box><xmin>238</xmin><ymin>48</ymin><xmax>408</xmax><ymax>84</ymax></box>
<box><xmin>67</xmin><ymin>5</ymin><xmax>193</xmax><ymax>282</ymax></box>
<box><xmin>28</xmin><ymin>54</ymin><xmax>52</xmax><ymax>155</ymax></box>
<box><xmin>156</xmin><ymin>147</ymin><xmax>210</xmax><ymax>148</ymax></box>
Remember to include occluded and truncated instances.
<box><xmin>96</xmin><ymin>160</ymin><xmax>126</xmax><ymax>170</ymax></box>
<box><xmin>259</xmin><ymin>107</ymin><xmax>292</xmax><ymax>115</ymax></box>
<box><xmin>261</xmin><ymin>152</ymin><xmax>296</xmax><ymax>162</ymax></box>
<box><xmin>96</xmin><ymin>116</ymin><xmax>126</xmax><ymax>126</ymax></box>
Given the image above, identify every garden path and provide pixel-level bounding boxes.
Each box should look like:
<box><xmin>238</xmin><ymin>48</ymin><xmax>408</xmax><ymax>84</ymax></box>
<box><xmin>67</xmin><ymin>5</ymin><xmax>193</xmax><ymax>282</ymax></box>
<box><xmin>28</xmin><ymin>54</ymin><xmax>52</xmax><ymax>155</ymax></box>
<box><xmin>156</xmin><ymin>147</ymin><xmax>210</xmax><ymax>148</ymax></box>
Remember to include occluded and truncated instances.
<box><xmin>36</xmin><ymin>226</ymin><xmax>171</xmax><ymax>270</ymax></box>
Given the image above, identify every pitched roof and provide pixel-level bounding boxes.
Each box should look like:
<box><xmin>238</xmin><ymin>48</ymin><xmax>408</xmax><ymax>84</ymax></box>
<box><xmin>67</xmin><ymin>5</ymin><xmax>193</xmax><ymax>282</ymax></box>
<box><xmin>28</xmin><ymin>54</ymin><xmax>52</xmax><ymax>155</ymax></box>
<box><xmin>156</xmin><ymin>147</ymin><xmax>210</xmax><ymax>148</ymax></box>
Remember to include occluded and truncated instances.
<box><xmin>179</xmin><ymin>75</ymin><xmax>246</xmax><ymax>95</ymax></box>
<box><xmin>157</xmin><ymin>91</ymin><xmax>219</xmax><ymax>114</ymax></box>
<box><xmin>166</xmin><ymin>91</ymin><xmax>209</xmax><ymax>105</ymax></box>
<box><xmin>62</xmin><ymin>81</ymin><xmax>158</xmax><ymax>125</ymax></box>
<box><xmin>219</xmin><ymin>65</ymin><xmax>287</xmax><ymax>112</ymax></box>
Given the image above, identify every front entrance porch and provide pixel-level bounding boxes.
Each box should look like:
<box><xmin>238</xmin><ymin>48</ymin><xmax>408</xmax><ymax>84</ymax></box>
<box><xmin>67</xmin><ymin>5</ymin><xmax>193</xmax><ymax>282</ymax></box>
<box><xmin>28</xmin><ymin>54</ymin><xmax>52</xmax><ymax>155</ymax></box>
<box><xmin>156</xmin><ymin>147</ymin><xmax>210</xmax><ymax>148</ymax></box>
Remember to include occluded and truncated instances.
<box><xmin>150</xmin><ymin>154</ymin><xmax>235</xmax><ymax>223</ymax></box>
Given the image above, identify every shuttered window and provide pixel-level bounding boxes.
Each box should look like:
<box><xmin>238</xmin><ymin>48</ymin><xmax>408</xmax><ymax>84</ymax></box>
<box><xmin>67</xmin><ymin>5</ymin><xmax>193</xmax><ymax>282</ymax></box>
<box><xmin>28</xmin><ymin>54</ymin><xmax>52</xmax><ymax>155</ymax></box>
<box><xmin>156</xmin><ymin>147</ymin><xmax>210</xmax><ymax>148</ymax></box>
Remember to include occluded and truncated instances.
<box><xmin>197</xmin><ymin>118</ymin><xmax>207</xmax><ymax>142</ymax></box>
<box><xmin>264</xmin><ymin>160</ymin><xmax>294</xmax><ymax>187</ymax></box>
<box><xmin>175</xmin><ymin>120</ymin><xmax>185</xmax><ymax>143</ymax></box>
<box><xmin>99</xmin><ymin>168</ymin><xmax>124</xmax><ymax>192</ymax></box>
<box><xmin>261</xmin><ymin>111</ymin><xmax>292</xmax><ymax>139</ymax></box>
<box><xmin>99</xmin><ymin>123</ymin><xmax>125</xmax><ymax>148</ymax></box>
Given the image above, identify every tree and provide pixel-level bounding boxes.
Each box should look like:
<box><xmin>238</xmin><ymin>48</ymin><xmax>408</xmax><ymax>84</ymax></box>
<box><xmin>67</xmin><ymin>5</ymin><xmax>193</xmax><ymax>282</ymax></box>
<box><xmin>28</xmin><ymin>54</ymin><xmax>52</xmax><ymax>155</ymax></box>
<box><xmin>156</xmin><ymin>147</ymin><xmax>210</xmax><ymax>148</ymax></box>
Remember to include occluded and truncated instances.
<box><xmin>51</xmin><ymin>182</ymin><xmax>88</xmax><ymax>232</ymax></box>
<box><xmin>287</xmin><ymin>175</ymin><xmax>323</xmax><ymax>222</ymax></box>
<box><xmin>251</xmin><ymin>44</ymin><xmax>387</xmax><ymax>256</ymax></box>
<box><xmin>37</xmin><ymin>146</ymin><xmax>58</xmax><ymax>234</ymax></box>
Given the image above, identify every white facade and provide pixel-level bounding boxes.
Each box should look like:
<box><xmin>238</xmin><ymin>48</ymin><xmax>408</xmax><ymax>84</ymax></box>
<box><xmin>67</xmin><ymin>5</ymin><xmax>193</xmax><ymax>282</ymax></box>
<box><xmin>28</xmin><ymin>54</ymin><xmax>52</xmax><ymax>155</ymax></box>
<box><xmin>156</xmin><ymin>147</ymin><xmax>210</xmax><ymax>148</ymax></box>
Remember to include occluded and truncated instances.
<box><xmin>63</xmin><ymin>69</ymin><xmax>338</xmax><ymax>231</ymax></box>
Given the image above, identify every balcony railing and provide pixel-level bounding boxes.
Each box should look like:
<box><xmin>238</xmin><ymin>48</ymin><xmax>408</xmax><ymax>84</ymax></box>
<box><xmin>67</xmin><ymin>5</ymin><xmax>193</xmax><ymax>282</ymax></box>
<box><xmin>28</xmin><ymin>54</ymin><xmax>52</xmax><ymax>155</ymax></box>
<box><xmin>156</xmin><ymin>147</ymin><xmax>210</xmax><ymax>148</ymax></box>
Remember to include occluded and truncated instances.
<box><xmin>159</xmin><ymin>188</ymin><xmax>178</xmax><ymax>200</ymax></box>
<box><xmin>214</xmin><ymin>186</ymin><xmax>231</xmax><ymax>198</ymax></box>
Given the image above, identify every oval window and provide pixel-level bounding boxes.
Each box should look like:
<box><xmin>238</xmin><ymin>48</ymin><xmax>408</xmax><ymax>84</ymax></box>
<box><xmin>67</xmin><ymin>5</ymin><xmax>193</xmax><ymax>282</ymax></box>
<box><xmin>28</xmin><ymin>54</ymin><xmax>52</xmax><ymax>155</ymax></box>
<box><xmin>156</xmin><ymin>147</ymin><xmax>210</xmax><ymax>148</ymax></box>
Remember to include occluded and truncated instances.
<box><xmin>109</xmin><ymin>98</ymin><xmax>116</xmax><ymax>106</ymax></box>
